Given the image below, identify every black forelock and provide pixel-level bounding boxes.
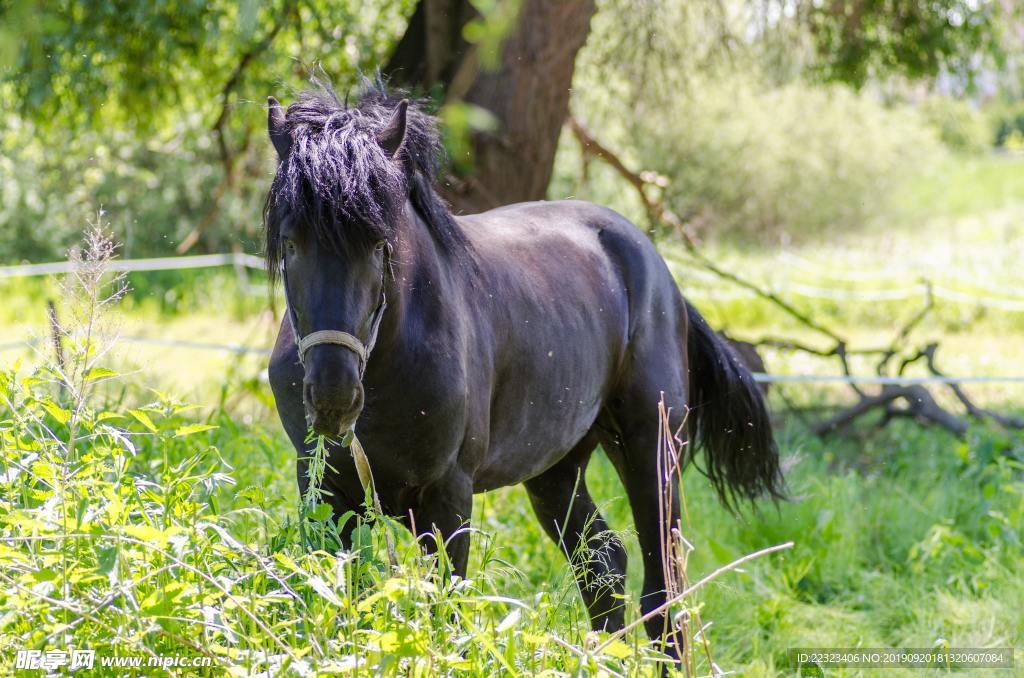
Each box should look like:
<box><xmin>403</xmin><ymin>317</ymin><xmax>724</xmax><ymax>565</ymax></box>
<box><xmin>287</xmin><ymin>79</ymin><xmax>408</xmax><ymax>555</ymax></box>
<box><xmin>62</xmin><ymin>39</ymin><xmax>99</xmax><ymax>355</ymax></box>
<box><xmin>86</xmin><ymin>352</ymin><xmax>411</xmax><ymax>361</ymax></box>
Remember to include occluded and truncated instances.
<box><xmin>264</xmin><ymin>77</ymin><xmax>461</xmax><ymax>279</ymax></box>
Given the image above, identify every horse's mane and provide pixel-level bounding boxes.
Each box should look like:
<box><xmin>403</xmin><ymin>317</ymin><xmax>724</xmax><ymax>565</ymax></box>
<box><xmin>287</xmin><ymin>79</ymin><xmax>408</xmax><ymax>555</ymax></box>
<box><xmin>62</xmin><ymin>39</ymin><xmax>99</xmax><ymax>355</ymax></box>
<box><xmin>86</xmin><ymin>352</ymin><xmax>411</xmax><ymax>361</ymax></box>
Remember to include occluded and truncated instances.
<box><xmin>264</xmin><ymin>77</ymin><xmax>464</xmax><ymax>278</ymax></box>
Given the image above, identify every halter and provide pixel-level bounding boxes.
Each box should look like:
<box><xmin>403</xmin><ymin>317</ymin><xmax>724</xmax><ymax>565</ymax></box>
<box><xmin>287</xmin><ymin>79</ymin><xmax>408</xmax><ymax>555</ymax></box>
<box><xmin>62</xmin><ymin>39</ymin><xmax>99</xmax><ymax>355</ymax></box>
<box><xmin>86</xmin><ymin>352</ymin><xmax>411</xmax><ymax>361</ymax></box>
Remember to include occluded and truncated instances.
<box><xmin>280</xmin><ymin>243</ymin><xmax>391</xmax><ymax>374</ymax></box>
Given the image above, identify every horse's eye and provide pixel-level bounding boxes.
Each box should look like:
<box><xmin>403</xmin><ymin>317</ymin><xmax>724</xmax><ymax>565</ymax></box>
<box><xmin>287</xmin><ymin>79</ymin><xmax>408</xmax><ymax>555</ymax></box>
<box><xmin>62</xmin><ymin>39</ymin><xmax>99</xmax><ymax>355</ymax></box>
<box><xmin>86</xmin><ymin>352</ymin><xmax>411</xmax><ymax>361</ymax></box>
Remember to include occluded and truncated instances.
<box><xmin>374</xmin><ymin>241</ymin><xmax>386</xmax><ymax>252</ymax></box>
<box><xmin>283</xmin><ymin>237</ymin><xmax>296</xmax><ymax>255</ymax></box>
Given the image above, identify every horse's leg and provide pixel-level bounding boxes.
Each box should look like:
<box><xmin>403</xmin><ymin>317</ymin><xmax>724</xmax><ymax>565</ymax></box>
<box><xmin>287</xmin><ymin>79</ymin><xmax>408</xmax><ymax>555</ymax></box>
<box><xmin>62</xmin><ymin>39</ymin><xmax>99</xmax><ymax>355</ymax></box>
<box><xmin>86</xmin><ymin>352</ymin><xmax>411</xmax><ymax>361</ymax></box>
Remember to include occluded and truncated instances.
<box><xmin>408</xmin><ymin>470</ymin><xmax>474</xmax><ymax>579</ymax></box>
<box><xmin>524</xmin><ymin>434</ymin><xmax>628</xmax><ymax>632</ymax></box>
<box><xmin>269</xmin><ymin>317</ymin><xmax>364</xmax><ymax>544</ymax></box>
<box><xmin>599</xmin><ymin>344</ymin><xmax>688</xmax><ymax>659</ymax></box>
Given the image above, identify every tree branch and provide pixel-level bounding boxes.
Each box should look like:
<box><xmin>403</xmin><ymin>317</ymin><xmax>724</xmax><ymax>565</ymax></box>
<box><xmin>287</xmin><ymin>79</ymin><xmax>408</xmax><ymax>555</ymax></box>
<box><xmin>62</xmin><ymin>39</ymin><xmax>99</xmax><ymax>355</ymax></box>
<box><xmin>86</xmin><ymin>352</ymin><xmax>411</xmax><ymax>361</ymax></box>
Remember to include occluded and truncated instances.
<box><xmin>923</xmin><ymin>344</ymin><xmax>1024</xmax><ymax>429</ymax></box>
<box><xmin>178</xmin><ymin>0</ymin><xmax>295</xmax><ymax>255</ymax></box>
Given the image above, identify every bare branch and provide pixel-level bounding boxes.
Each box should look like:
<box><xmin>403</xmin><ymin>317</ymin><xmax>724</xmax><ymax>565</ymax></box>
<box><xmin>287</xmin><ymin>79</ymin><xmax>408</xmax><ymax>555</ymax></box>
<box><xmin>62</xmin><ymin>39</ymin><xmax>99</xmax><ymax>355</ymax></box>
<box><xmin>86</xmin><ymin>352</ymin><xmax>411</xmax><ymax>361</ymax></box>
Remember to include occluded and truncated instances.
<box><xmin>924</xmin><ymin>345</ymin><xmax>1024</xmax><ymax>429</ymax></box>
<box><xmin>813</xmin><ymin>385</ymin><xmax>969</xmax><ymax>437</ymax></box>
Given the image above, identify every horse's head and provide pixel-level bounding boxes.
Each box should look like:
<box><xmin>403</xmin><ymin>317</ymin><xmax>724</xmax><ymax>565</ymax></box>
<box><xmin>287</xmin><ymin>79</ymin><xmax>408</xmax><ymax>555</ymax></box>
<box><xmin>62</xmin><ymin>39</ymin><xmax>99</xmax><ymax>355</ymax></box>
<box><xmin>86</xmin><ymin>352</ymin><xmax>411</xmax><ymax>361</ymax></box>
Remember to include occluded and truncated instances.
<box><xmin>264</xmin><ymin>91</ymin><xmax>408</xmax><ymax>436</ymax></box>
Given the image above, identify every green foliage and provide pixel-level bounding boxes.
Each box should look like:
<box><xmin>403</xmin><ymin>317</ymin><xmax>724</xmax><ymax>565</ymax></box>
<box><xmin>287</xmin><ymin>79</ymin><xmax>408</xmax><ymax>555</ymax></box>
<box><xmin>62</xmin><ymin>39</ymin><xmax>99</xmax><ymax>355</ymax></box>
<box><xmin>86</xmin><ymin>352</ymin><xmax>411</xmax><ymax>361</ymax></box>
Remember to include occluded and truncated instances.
<box><xmin>987</xmin><ymin>99</ymin><xmax>1024</xmax><ymax>149</ymax></box>
<box><xmin>4</xmin><ymin>0</ymin><xmax>1012</xmax><ymax>132</ymax></box>
<box><xmin>891</xmin><ymin>153</ymin><xmax>1024</xmax><ymax>231</ymax></box>
<box><xmin>1</xmin><ymin>0</ymin><xmax>412</xmax><ymax>132</ymax></box>
<box><xmin>3</xmin><ymin>0</ymin><xmax>1020</xmax><ymax>261</ymax></box>
<box><xmin>3</xmin><ymin>0</ymin><xmax>1019</xmax><ymax>256</ymax></box>
<box><xmin>0</xmin><ymin>114</ymin><xmax>266</xmax><ymax>262</ymax></box>
<box><xmin>0</xmin><ymin>0</ymin><xmax>413</xmax><ymax>262</ymax></box>
<box><xmin>918</xmin><ymin>97</ymin><xmax>991</xmax><ymax>155</ymax></box>
<box><xmin>560</xmin><ymin>69</ymin><xmax>945</xmax><ymax>242</ymax></box>
<box><xmin>674</xmin><ymin>419</ymin><xmax>1024</xmax><ymax>669</ymax></box>
<box><xmin>804</xmin><ymin>0</ymin><xmax>1009</xmax><ymax>88</ymax></box>
<box><xmin>654</xmin><ymin>76</ymin><xmax>943</xmax><ymax>240</ymax></box>
<box><xmin>549</xmin><ymin>0</ymin><xmax>1024</xmax><ymax>243</ymax></box>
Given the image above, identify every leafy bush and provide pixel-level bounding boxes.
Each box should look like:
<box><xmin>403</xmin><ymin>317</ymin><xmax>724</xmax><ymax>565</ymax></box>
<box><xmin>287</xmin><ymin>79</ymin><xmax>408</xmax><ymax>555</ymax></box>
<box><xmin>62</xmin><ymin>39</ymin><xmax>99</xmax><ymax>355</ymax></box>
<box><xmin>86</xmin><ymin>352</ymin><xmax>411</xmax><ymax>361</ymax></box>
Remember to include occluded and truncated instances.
<box><xmin>0</xmin><ymin>0</ymin><xmax>411</xmax><ymax>264</ymax></box>
<box><xmin>918</xmin><ymin>96</ymin><xmax>990</xmax><ymax>155</ymax></box>
<box><xmin>0</xmin><ymin>112</ymin><xmax>267</xmax><ymax>264</ymax></box>
<box><xmin>987</xmin><ymin>99</ymin><xmax>1024</xmax><ymax>149</ymax></box>
<box><xmin>571</xmin><ymin>73</ymin><xmax>945</xmax><ymax>242</ymax></box>
<box><xmin>559</xmin><ymin>5</ymin><xmax>953</xmax><ymax>243</ymax></box>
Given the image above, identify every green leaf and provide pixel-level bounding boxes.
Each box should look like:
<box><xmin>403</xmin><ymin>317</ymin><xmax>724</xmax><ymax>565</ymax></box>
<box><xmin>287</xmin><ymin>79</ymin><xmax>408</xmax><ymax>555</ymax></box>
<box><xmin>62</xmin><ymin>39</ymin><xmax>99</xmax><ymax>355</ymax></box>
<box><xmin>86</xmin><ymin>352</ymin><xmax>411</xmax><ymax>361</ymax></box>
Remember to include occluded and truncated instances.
<box><xmin>310</xmin><ymin>502</ymin><xmax>333</xmax><ymax>522</ymax></box>
<box><xmin>75</xmin><ymin>496</ymin><xmax>89</xmax><ymax>529</ymax></box>
<box><xmin>85</xmin><ymin>367</ymin><xmax>118</xmax><ymax>381</ymax></box>
<box><xmin>377</xmin><ymin>627</ymin><xmax>428</xmax><ymax>657</ymax></box>
<box><xmin>128</xmin><ymin>409</ymin><xmax>157</xmax><ymax>433</ymax></box>
<box><xmin>31</xmin><ymin>568</ymin><xmax>58</xmax><ymax>583</ymax></box>
<box><xmin>305</xmin><ymin>575</ymin><xmax>342</xmax><ymax>606</ymax></box>
<box><xmin>106</xmin><ymin>495</ymin><xmax>124</xmax><ymax>523</ymax></box>
<box><xmin>238</xmin><ymin>485</ymin><xmax>265</xmax><ymax>505</ymax></box>
<box><xmin>96</xmin><ymin>546</ymin><xmax>118</xmax><ymax>575</ymax></box>
<box><xmin>495</xmin><ymin>608</ymin><xmax>521</xmax><ymax>633</ymax></box>
<box><xmin>0</xmin><ymin>544</ymin><xmax>28</xmax><ymax>566</ymax></box>
<box><xmin>148</xmin><ymin>388</ymin><xmax>172</xmax><ymax>402</ymax></box>
<box><xmin>40</xmin><ymin>399</ymin><xmax>70</xmax><ymax>425</ymax></box>
<box><xmin>123</xmin><ymin>524</ymin><xmax>179</xmax><ymax>546</ymax></box>
<box><xmin>173</xmin><ymin>423</ymin><xmax>216</xmax><ymax>438</ymax></box>
<box><xmin>601</xmin><ymin>639</ymin><xmax>633</xmax><ymax>659</ymax></box>
<box><xmin>140</xmin><ymin>581</ymin><xmax>188</xmax><ymax>616</ymax></box>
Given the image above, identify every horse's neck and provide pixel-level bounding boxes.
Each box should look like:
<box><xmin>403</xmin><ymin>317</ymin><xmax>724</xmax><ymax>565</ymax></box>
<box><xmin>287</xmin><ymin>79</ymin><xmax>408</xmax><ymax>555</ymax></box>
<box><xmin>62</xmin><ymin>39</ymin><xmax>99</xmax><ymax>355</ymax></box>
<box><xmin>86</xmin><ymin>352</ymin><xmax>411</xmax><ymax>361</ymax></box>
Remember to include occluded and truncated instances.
<box><xmin>380</xmin><ymin>200</ymin><xmax>460</xmax><ymax>341</ymax></box>
<box><xmin>397</xmin><ymin>197</ymin><xmax>455</xmax><ymax>270</ymax></box>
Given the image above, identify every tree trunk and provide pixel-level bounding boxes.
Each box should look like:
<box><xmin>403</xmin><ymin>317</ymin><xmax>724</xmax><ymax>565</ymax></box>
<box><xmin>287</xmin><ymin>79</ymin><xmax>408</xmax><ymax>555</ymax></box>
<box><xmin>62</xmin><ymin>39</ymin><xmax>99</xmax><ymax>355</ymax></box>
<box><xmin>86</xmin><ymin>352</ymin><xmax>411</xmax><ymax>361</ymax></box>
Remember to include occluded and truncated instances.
<box><xmin>385</xmin><ymin>0</ymin><xmax>596</xmax><ymax>214</ymax></box>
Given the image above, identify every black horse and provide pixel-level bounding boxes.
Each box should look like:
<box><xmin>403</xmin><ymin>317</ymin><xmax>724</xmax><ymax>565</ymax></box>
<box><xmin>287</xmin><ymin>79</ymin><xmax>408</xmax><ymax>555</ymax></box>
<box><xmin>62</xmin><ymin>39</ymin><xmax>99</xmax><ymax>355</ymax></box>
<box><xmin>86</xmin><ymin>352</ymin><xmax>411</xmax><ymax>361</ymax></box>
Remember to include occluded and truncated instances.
<box><xmin>265</xmin><ymin>82</ymin><xmax>784</xmax><ymax>651</ymax></box>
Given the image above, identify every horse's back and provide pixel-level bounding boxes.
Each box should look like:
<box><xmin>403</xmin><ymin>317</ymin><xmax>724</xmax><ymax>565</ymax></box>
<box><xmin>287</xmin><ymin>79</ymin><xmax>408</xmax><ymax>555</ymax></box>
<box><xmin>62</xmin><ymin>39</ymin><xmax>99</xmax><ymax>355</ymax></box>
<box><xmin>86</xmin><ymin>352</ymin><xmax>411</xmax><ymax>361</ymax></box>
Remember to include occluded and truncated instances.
<box><xmin>463</xmin><ymin>199</ymin><xmax>671</xmax><ymax>280</ymax></box>
<box><xmin>461</xmin><ymin>200</ymin><xmax>684</xmax><ymax>347</ymax></box>
<box><xmin>460</xmin><ymin>199</ymin><xmax>653</xmax><ymax>253</ymax></box>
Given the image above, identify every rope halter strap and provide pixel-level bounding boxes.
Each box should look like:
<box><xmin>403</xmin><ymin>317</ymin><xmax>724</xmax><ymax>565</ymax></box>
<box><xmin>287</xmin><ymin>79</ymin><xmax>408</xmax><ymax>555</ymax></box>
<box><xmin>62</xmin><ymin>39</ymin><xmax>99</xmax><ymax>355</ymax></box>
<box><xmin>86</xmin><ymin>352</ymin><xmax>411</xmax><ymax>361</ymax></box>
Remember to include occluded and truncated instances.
<box><xmin>296</xmin><ymin>330</ymin><xmax>369</xmax><ymax>369</ymax></box>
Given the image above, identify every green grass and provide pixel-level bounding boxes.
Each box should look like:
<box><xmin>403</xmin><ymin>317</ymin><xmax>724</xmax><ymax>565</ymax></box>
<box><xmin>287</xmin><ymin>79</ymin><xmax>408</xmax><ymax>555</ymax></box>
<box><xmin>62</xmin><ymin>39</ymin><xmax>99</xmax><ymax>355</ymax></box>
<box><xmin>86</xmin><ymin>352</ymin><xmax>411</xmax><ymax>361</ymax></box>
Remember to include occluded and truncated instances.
<box><xmin>3</xmin><ymin>354</ymin><xmax>1020</xmax><ymax>675</ymax></box>
<box><xmin>1</xmin><ymin>156</ymin><xmax>1022</xmax><ymax>675</ymax></box>
<box><xmin>478</xmin><ymin>417</ymin><xmax>1024</xmax><ymax>672</ymax></box>
<box><xmin>894</xmin><ymin>153</ymin><xmax>1024</xmax><ymax>223</ymax></box>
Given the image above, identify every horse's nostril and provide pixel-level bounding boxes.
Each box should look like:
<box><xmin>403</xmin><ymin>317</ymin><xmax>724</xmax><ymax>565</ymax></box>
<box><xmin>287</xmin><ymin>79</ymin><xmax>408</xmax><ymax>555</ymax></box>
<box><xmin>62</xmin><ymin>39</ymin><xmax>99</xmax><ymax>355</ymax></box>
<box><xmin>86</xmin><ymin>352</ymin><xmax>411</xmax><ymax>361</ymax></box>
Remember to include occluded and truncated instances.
<box><xmin>336</xmin><ymin>387</ymin><xmax>360</xmax><ymax>414</ymax></box>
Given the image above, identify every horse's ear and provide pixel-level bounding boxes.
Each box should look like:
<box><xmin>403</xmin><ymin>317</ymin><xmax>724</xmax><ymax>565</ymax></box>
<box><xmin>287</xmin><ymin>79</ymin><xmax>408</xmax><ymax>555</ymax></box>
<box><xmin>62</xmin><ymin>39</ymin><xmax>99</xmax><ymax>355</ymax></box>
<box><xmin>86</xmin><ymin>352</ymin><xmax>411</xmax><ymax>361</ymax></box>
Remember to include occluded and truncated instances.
<box><xmin>267</xmin><ymin>96</ymin><xmax>291</xmax><ymax>161</ymax></box>
<box><xmin>377</xmin><ymin>99</ymin><xmax>408</xmax><ymax>158</ymax></box>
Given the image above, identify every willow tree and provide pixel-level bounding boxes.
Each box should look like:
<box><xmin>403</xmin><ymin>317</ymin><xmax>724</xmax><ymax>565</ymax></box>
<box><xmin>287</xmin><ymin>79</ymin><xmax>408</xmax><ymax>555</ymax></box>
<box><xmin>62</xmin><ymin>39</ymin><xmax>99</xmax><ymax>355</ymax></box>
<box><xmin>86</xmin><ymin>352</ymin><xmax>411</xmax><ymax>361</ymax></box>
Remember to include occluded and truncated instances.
<box><xmin>0</xmin><ymin>0</ymin><xmax>1014</xmax><ymax>255</ymax></box>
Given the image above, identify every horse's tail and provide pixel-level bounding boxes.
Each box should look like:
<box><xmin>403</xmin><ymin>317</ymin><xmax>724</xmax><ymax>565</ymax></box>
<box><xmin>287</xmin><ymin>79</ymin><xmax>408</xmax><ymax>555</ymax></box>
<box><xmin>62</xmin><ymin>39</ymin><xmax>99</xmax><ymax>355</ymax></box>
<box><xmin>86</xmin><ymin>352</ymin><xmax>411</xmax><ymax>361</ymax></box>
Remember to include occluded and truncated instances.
<box><xmin>685</xmin><ymin>301</ymin><xmax>786</xmax><ymax>508</ymax></box>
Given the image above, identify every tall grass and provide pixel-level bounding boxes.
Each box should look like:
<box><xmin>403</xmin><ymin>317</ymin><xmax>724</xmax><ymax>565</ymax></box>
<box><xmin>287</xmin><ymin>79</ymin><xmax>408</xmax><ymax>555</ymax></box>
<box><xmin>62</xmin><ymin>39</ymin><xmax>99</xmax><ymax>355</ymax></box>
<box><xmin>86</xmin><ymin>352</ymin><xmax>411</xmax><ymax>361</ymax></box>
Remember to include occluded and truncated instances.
<box><xmin>1</xmin><ymin>229</ymin><xmax>1020</xmax><ymax>675</ymax></box>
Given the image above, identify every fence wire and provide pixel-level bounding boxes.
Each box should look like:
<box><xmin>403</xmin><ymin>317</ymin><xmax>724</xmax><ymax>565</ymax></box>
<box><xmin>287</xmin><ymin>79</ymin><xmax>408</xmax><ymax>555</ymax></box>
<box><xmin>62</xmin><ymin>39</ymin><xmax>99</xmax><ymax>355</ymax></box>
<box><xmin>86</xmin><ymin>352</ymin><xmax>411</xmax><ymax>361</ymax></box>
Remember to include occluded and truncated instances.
<box><xmin>2</xmin><ymin>253</ymin><xmax>1021</xmax><ymax>385</ymax></box>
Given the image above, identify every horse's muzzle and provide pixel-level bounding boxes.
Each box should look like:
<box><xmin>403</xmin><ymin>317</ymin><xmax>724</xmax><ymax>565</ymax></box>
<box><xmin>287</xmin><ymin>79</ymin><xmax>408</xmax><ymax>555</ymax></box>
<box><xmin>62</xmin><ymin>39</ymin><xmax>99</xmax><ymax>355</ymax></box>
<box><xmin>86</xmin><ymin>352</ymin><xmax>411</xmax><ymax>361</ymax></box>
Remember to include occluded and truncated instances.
<box><xmin>307</xmin><ymin>405</ymin><xmax>361</xmax><ymax>436</ymax></box>
<box><xmin>302</xmin><ymin>347</ymin><xmax>364</xmax><ymax>435</ymax></box>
